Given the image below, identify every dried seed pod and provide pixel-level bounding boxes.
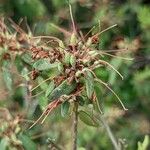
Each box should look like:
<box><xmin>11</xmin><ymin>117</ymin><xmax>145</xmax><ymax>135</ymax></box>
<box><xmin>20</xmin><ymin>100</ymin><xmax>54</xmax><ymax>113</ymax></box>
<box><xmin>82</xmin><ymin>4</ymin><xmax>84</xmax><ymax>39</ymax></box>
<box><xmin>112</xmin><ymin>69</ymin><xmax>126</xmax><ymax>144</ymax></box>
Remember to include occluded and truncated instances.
<box><xmin>2</xmin><ymin>53</ymin><xmax>11</xmax><ymax>60</ymax></box>
<box><xmin>91</xmin><ymin>35</ymin><xmax>99</xmax><ymax>44</ymax></box>
<box><xmin>31</xmin><ymin>69</ymin><xmax>39</xmax><ymax>80</ymax></box>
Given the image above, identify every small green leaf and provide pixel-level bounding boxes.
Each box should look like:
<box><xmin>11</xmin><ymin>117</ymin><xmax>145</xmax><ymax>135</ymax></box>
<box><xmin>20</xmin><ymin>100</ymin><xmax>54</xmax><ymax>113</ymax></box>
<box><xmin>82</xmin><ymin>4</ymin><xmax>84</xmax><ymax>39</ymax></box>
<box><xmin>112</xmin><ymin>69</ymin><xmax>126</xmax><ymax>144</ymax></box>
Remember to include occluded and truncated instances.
<box><xmin>37</xmin><ymin>77</ymin><xmax>48</xmax><ymax>90</ymax></box>
<box><xmin>79</xmin><ymin>110</ymin><xmax>98</xmax><ymax>127</ymax></box>
<box><xmin>58</xmin><ymin>40</ymin><xmax>65</xmax><ymax>51</ymax></box>
<box><xmin>39</xmin><ymin>95</ymin><xmax>48</xmax><ymax>110</ymax></box>
<box><xmin>15</xmin><ymin>55</ymin><xmax>24</xmax><ymax>73</ymax></box>
<box><xmin>21</xmin><ymin>53</ymin><xmax>33</xmax><ymax>65</ymax></box>
<box><xmin>19</xmin><ymin>134</ymin><xmax>37</xmax><ymax>150</ymax></box>
<box><xmin>76</xmin><ymin>96</ymin><xmax>85</xmax><ymax>106</ymax></box>
<box><xmin>64</xmin><ymin>52</ymin><xmax>71</xmax><ymax>65</ymax></box>
<box><xmin>57</xmin><ymin>62</ymin><xmax>64</xmax><ymax>73</ymax></box>
<box><xmin>45</xmin><ymin>81</ymin><xmax>55</xmax><ymax>97</ymax></box>
<box><xmin>70</xmin><ymin>55</ymin><xmax>76</xmax><ymax>67</ymax></box>
<box><xmin>138</xmin><ymin>135</ymin><xmax>149</xmax><ymax>150</ymax></box>
<box><xmin>85</xmin><ymin>70</ymin><xmax>94</xmax><ymax>99</ymax></box>
<box><xmin>61</xmin><ymin>101</ymin><xmax>70</xmax><ymax>117</ymax></box>
<box><xmin>48</xmin><ymin>80</ymin><xmax>77</xmax><ymax>102</ymax></box>
<box><xmin>94</xmin><ymin>83</ymin><xmax>102</xmax><ymax>102</ymax></box>
<box><xmin>48</xmin><ymin>67</ymin><xmax>60</xmax><ymax>78</ymax></box>
<box><xmin>33</xmin><ymin>59</ymin><xmax>58</xmax><ymax>71</ymax></box>
<box><xmin>0</xmin><ymin>137</ymin><xmax>9</xmax><ymax>150</ymax></box>
<box><xmin>70</xmin><ymin>33</ymin><xmax>77</xmax><ymax>45</ymax></box>
<box><xmin>142</xmin><ymin>135</ymin><xmax>149</xmax><ymax>150</ymax></box>
<box><xmin>21</xmin><ymin>67</ymin><xmax>30</xmax><ymax>81</ymax></box>
<box><xmin>2</xmin><ymin>61</ymin><xmax>13</xmax><ymax>91</ymax></box>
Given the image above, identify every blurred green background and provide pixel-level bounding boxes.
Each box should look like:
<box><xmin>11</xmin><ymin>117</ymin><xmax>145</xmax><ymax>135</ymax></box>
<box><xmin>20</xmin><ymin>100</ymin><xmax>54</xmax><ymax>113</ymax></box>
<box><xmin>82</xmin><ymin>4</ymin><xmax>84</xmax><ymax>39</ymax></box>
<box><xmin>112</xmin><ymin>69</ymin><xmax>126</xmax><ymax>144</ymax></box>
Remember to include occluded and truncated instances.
<box><xmin>0</xmin><ymin>0</ymin><xmax>150</xmax><ymax>150</ymax></box>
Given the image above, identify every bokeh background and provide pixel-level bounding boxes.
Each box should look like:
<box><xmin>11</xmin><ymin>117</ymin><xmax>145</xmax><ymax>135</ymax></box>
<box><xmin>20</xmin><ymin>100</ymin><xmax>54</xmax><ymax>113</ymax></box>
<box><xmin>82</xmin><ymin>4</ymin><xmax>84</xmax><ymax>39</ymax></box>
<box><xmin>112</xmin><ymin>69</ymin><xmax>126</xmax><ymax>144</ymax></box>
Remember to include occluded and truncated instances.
<box><xmin>0</xmin><ymin>0</ymin><xmax>150</xmax><ymax>149</ymax></box>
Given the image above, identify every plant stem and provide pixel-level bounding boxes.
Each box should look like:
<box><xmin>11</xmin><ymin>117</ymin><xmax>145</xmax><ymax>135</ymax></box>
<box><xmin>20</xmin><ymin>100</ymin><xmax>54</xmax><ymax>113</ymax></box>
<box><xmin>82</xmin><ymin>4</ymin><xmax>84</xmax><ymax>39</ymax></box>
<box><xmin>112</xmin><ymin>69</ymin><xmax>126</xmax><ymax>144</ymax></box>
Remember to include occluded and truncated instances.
<box><xmin>97</xmin><ymin>114</ymin><xmax>121</xmax><ymax>150</ymax></box>
<box><xmin>48</xmin><ymin>140</ymin><xmax>62</xmax><ymax>150</ymax></box>
<box><xmin>72</xmin><ymin>102</ymin><xmax>78</xmax><ymax>150</ymax></box>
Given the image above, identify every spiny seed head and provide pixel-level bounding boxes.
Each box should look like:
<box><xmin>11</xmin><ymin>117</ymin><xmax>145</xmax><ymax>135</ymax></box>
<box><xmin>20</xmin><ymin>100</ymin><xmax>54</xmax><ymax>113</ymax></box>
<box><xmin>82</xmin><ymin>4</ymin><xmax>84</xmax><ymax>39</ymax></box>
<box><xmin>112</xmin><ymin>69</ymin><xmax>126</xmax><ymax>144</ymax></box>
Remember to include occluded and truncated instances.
<box><xmin>0</xmin><ymin>15</ymin><xmax>128</xmax><ymax>128</ymax></box>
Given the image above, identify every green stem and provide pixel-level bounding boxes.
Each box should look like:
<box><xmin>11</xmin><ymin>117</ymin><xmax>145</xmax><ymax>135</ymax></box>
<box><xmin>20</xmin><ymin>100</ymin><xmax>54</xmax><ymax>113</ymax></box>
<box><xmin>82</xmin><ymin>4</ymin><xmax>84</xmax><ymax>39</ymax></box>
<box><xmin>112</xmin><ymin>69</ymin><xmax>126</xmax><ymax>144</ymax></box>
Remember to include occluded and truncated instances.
<box><xmin>95</xmin><ymin>113</ymin><xmax>121</xmax><ymax>150</ymax></box>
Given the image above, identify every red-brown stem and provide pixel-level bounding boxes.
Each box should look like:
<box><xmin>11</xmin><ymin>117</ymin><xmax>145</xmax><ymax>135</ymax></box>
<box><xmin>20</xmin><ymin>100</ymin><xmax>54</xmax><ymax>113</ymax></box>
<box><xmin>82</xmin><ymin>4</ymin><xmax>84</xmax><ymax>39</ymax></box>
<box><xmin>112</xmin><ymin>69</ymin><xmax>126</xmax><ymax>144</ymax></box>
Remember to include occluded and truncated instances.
<box><xmin>72</xmin><ymin>102</ymin><xmax>78</xmax><ymax>150</ymax></box>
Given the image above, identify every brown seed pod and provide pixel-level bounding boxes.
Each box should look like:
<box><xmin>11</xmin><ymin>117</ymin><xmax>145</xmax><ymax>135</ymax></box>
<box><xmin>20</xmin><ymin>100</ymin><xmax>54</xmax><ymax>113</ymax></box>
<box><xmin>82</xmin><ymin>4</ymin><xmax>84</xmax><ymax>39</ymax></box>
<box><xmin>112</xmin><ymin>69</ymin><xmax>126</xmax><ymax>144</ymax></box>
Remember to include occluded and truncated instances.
<box><xmin>31</xmin><ymin>69</ymin><xmax>39</xmax><ymax>80</ymax></box>
<box><xmin>2</xmin><ymin>53</ymin><xmax>11</xmax><ymax>60</ymax></box>
<box><xmin>91</xmin><ymin>35</ymin><xmax>99</xmax><ymax>44</ymax></box>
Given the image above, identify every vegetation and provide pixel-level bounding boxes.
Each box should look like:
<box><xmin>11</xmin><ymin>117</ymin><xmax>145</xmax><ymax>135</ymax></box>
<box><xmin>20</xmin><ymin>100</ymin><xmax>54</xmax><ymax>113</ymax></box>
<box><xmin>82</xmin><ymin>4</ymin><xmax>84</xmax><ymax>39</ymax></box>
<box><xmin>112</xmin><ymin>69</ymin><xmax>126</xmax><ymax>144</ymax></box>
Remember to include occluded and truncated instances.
<box><xmin>0</xmin><ymin>0</ymin><xmax>150</xmax><ymax>150</ymax></box>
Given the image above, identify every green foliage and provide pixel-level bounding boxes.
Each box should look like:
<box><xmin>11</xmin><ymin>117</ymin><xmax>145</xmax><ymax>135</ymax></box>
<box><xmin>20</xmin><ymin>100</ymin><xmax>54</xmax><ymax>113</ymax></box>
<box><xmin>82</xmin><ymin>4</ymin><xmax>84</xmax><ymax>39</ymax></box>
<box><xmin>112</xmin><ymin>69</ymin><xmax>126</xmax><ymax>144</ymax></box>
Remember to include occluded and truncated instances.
<box><xmin>2</xmin><ymin>61</ymin><xmax>13</xmax><ymax>91</ymax></box>
<box><xmin>48</xmin><ymin>80</ymin><xmax>77</xmax><ymax>102</ymax></box>
<box><xmin>19</xmin><ymin>134</ymin><xmax>37</xmax><ymax>150</ymax></box>
<box><xmin>78</xmin><ymin>110</ymin><xmax>98</xmax><ymax>127</ymax></box>
<box><xmin>61</xmin><ymin>101</ymin><xmax>70</xmax><ymax>117</ymax></box>
<box><xmin>45</xmin><ymin>81</ymin><xmax>55</xmax><ymax>97</ymax></box>
<box><xmin>0</xmin><ymin>137</ymin><xmax>9</xmax><ymax>150</ymax></box>
<box><xmin>84</xmin><ymin>70</ymin><xmax>94</xmax><ymax>99</ymax></box>
<box><xmin>12</xmin><ymin>0</ymin><xmax>46</xmax><ymax>21</ymax></box>
<box><xmin>138</xmin><ymin>6</ymin><xmax>150</xmax><ymax>29</ymax></box>
<box><xmin>33</xmin><ymin>59</ymin><xmax>58</xmax><ymax>71</ymax></box>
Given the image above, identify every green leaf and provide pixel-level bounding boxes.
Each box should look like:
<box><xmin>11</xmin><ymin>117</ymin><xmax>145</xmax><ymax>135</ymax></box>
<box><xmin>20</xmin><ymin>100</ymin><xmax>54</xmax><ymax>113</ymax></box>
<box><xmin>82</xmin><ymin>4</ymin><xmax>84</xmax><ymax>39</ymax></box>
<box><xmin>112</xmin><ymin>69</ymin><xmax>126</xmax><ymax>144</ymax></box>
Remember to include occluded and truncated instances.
<box><xmin>61</xmin><ymin>101</ymin><xmax>70</xmax><ymax>117</ymax></box>
<box><xmin>142</xmin><ymin>135</ymin><xmax>149</xmax><ymax>150</ymax></box>
<box><xmin>21</xmin><ymin>53</ymin><xmax>33</xmax><ymax>65</ymax></box>
<box><xmin>37</xmin><ymin>77</ymin><xmax>48</xmax><ymax>90</ymax></box>
<box><xmin>94</xmin><ymin>83</ymin><xmax>102</xmax><ymax>102</ymax></box>
<box><xmin>13</xmin><ymin>0</ymin><xmax>46</xmax><ymax>21</ymax></box>
<box><xmin>138</xmin><ymin>6</ymin><xmax>150</xmax><ymax>29</ymax></box>
<box><xmin>19</xmin><ymin>134</ymin><xmax>37</xmax><ymax>150</ymax></box>
<box><xmin>21</xmin><ymin>67</ymin><xmax>30</xmax><ymax>81</ymax></box>
<box><xmin>64</xmin><ymin>52</ymin><xmax>71</xmax><ymax>65</ymax></box>
<box><xmin>45</xmin><ymin>81</ymin><xmax>55</xmax><ymax>97</ymax></box>
<box><xmin>39</xmin><ymin>95</ymin><xmax>48</xmax><ymax>110</ymax></box>
<box><xmin>14</xmin><ymin>55</ymin><xmax>24</xmax><ymax>73</ymax></box>
<box><xmin>70</xmin><ymin>33</ymin><xmax>77</xmax><ymax>45</ymax></box>
<box><xmin>138</xmin><ymin>135</ymin><xmax>149</xmax><ymax>150</ymax></box>
<box><xmin>57</xmin><ymin>62</ymin><xmax>64</xmax><ymax>73</ymax></box>
<box><xmin>2</xmin><ymin>61</ymin><xmax>13</xmax><ymax>91</ymax></box>
<box><xmin>76</xmin><ymin>96</ymin><xmax>85</xmax><ymax>106</ymax></box>
<box><xmin>0</xmin><ymin>137</ymin><xmax>9</xmax><ymax>150</ymax></box>
<box><xmin>79</xmin><ymin>110</ymin><xmax>98</xmax><ymax>127</ymax></box>
<box><xmin>33</xmin><ymin>59</ymin><xmax>58</xmax><ymax>71</ymax></box>
<box><xmin>48</xmin><ymin>80</ymin><xmax>77</xmax><ymax>102</ymax></box>
<box><xmin>85</xmin><ymin>70</ymin><xmax>94</xmax><ymax>99</ymax></box>
<box><xmin>70</xmin><ymin>55</ymin><xmax>76</xmax><ymax>67</ymax></box>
